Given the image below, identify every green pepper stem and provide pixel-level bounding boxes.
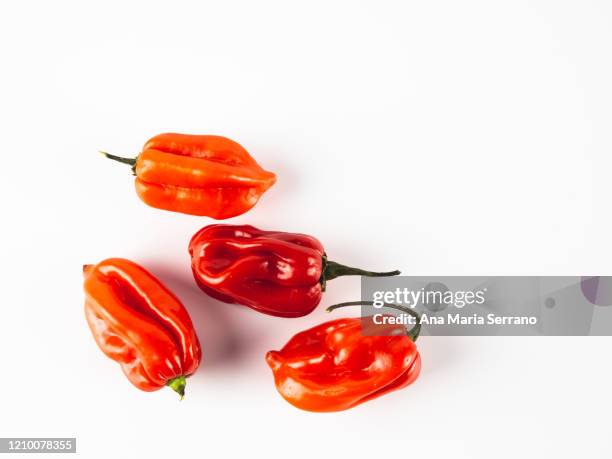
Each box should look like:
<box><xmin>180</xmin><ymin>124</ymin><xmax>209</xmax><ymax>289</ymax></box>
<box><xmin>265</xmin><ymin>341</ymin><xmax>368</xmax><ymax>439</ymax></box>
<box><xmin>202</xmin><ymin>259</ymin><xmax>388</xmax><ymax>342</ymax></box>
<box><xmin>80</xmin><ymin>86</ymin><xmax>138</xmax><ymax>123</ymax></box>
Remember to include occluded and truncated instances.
<box><xmin>99</xmin><ymin>151</ymin><xmax>138</xmax><ymax>175</ymax></box>
<box><xmin>326</xmin><ymin>301</ymin><xmax>421</xmax><ymax>342</ymax></box>
<box><xmin>323</xmin><ymin>260</ymin><xmax>400</xmax><ymax>282</ymax></box>
<box><xmin>99</xmin><ymin>151</ymin><xmax>137</xmax><ymax>166</ymax></box>
<box><xmin>166</xmin><ymin>375</ymin><xmax>186</xmax><ymax>400</ymax></box>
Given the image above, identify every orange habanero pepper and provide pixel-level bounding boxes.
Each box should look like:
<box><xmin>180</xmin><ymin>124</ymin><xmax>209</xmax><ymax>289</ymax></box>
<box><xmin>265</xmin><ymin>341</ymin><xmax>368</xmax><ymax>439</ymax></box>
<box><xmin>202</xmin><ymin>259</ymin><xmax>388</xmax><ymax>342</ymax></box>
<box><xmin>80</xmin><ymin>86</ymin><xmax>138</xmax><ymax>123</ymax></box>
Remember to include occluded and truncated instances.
<box><xmin>101</xmin><ymin>133</ymin><xmax>276</xmax><ymax>219</ymax></box>
<box><xmin>83</xmin><ymin>258</ymin><xmax>202</xmax><ymax>398</ymax></box>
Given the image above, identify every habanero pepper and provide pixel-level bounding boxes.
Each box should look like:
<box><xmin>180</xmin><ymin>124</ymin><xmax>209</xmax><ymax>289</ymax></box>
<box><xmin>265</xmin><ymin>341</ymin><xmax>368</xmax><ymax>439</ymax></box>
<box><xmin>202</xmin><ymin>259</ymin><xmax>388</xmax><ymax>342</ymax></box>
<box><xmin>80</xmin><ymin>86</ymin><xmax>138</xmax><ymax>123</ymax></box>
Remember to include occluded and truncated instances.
<box><xmin>188</xmin><ymin>224</ymin><xmax>401</xmax><ymax>317</ymax></box>
<box><xmin>266</xmin><ymin>302</ymin><xmax>422</xmax><ymax>412</ymax></box>
<box><xmin>83</xmin><ymin>258</ymin><xmax>202</xmax><ymax>398</ymax></box>
<box><xmin>101</xmin><ymin>133</ymin><xmax>276</xmax><ymax>219</ymax></box>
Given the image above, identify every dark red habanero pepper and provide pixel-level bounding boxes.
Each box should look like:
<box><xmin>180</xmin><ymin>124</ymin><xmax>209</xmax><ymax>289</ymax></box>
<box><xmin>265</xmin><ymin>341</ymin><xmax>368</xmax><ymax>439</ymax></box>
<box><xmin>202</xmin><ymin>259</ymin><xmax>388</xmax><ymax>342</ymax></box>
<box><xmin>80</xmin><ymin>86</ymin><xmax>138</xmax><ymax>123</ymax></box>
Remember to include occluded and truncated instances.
<box><xmin>188</xmin><ymin>225</ymin><xmax>400</xmax><ymax>317</ymax></box>
<box><xmin>266</xmin><ymin>302</ymin><xmax>422</xmax><ymax>412</ymax></box>
<box><xmin>83</xmin><ymin>258</ymin><xmax>201</xmax><ymax>398</ymax></box>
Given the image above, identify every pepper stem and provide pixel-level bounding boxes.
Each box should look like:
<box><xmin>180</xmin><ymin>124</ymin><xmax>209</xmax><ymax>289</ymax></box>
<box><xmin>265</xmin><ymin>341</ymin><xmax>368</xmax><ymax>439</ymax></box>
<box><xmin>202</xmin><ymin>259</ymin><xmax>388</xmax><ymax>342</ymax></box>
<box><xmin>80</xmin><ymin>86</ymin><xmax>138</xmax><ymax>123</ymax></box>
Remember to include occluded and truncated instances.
<box><xmin>99</xmin><ymin>151</ymin><xmax>137</xmax><ymax>175</ymax></box>
<box><xmin>323</xmin><ymin>258</ymin><xmax>400</xmax><ymax>283</ymax></box>
<box><xmin>326</xmin><ymin>301</ymin><xmax>421</xmax><ymax>342</ymax></box>
<box><xmin>166</xmin><ymin>376</ymin><xmax>186</xmax><ymax>400</ymax></box>
<box><xmin>99</xmin><ymin>151</ymin><xmax>137</xmax><ymax>166</ymax></box>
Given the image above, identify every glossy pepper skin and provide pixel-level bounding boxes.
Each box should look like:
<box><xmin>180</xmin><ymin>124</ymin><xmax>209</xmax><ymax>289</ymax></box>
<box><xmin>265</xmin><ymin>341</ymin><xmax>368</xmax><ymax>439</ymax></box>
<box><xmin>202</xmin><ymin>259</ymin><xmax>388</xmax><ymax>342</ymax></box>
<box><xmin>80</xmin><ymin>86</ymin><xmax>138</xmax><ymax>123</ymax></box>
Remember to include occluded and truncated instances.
<box><xmin>266</xmin><ymin>304</ymin><xmax>421</xmax><ymax>412</ymax></box>
<box><xmin>188</xmin><ymin>224</ymin><xmax>400</xmax><ymax>317</ymax></box>
<box><xmin>83</xmin><ymin>258</ymin><xmax>202</xmax><ymax>398</ymax></box>
<box><xmin>101</xmin><ymin>133</ymin><xmax>276</xmax><ymax>219</ymax></box>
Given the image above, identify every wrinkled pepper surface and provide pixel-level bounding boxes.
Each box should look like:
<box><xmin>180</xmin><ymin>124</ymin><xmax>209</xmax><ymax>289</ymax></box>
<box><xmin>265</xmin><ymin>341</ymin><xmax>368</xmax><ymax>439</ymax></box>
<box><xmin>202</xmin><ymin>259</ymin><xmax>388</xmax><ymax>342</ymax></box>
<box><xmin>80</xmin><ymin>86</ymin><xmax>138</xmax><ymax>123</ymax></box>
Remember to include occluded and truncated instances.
<box><xmin>83</xmin><ymin>258</ymin><xmax>202</xmax><ymax>398</ymax></box>
<box><xmin>188</xmin><ymin>224</ymin><xmax>400</xmax><ymax>317</ymax></box>
<box><xmin>101</xmin><ymin>133</ymin><xmax>276</xmax><ymax>219</ymax></box>
<box><xmin>266</xmin><ymin>302</ymin><xmax>421</xmax><ymax>412</ymax></box>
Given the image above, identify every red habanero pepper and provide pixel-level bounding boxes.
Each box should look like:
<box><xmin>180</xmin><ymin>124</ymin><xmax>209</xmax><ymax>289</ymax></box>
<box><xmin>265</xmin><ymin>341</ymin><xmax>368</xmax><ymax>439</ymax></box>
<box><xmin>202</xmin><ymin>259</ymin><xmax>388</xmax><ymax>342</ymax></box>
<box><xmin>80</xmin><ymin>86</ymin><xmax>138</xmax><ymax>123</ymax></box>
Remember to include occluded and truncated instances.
<box><xmin>266</xmin><ymin>302</ymin><xmax>421</xmax><ymax>412</ymax></box>
<box><xmin>83</xmin><ymin>258</ymin><xmax>202</xmax><ymax>398</ymax></box>
<box><xmin>100</xmin><ymin>133</ymin><xmax>276</xmax><ymax>219</ymax></box>
<box><xmin>188</xmin><ymin>224</ymin><xmax>401</xmax><ymax>318</ymax></box>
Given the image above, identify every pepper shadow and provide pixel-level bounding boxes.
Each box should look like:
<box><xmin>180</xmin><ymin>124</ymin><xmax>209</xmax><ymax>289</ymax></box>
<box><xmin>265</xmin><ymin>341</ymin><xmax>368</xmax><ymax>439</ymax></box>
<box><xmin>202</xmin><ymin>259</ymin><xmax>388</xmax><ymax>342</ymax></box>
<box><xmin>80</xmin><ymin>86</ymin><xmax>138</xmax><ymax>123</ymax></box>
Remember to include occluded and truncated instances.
<box><xmin>143</xmin><ymin>261</ymin><xmax>263</xmax><ymax>376</ymax></box>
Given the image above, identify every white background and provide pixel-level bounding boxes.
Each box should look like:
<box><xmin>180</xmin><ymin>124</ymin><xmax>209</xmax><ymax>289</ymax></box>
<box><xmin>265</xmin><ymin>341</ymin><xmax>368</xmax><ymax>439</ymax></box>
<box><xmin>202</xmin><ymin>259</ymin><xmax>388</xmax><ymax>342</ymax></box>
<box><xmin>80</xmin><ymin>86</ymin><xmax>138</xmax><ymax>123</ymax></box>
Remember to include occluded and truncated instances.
<box><xmin>1</xmin><ymin>1</ymin><xmax>611</xmax><ymax>458</ymax></box>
